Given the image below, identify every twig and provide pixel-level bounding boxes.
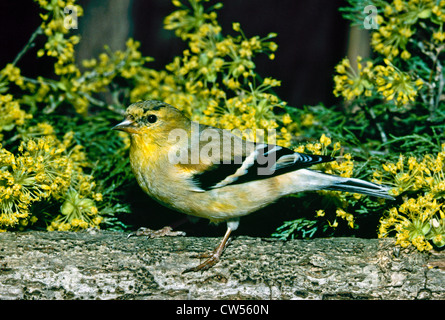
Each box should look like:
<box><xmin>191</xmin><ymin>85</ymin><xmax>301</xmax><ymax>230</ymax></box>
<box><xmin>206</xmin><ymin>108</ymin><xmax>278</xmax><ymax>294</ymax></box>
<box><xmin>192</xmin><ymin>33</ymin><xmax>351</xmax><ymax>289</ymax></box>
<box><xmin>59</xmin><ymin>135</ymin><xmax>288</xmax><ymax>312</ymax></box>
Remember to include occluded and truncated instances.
<box><xmin>83</xmin><ymin>93</ymin><xmax>126</xmax><ymax>116</ymax></box>
<box><xmin>415</xmin><ymin>42</ymin><xmax>444</xmax><ymax>119</ymax></box>
<box><xmin>75</xmin><ymin>57</ymin><xmax>127</xmax><ymax>85</ymax></box>
<box><xmin>22</xmin><ymin>76</ymin><xmax>42</xmax><ymax>85</ymax></box>
<box><xmin>432</xmin><ymin>49</ymin><xmax>444</xmax><ymax>117</ymax></box>
<box><xmin>366</xmin><ymin>105</ymin><xmax>388</xmax><ymax>145</ymax></box>
<box><xmin>11</xmin><ymin>27</ymin><xmax>43</xmax><ymax>67</ymax></box>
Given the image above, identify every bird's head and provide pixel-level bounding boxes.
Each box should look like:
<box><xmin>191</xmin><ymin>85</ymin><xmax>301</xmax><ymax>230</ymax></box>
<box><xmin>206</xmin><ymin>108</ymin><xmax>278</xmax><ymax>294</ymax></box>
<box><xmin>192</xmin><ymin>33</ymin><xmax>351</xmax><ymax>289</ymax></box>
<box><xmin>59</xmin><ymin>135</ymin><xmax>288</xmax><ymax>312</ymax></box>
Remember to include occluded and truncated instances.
<box><xmin>113</xmin><ymin>100</ymin><xmax>191</xmax><ymax>145</ymax></box>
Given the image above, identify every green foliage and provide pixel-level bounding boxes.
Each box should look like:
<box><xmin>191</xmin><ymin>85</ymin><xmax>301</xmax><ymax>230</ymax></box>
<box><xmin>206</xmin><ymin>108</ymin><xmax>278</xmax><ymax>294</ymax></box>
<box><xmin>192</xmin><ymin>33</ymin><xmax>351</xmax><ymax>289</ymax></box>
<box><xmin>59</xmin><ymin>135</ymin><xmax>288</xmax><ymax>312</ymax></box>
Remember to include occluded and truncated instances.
<box><xmin>272</xmin><ymin>218</ymin><xmax>320</xmax><ymax>240</ymax></box>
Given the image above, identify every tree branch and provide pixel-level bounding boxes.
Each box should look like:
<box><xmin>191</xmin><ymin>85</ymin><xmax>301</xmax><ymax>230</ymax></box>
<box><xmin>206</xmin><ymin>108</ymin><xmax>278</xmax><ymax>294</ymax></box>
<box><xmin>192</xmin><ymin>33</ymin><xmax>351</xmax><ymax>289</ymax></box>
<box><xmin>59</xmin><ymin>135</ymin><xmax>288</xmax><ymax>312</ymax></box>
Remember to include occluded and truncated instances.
<box><xmin>11</xmin><ymin>27</ymin><xmax>43</xmax><ymax>67</ymax></box>
<box><xmin>0</xmin><ymin>231</ymin><xmax>443</xmax><ymax>300</ymax></box>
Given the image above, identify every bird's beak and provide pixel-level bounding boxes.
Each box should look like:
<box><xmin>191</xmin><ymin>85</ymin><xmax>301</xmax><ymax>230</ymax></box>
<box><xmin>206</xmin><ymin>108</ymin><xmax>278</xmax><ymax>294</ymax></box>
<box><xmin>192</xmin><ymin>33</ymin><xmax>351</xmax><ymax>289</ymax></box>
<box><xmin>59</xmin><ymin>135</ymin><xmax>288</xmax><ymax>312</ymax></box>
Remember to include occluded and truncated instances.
<box><xmin>112</xmin><ymin>119</ymin><xmax>138</xmax><ymax>133</ymax></box>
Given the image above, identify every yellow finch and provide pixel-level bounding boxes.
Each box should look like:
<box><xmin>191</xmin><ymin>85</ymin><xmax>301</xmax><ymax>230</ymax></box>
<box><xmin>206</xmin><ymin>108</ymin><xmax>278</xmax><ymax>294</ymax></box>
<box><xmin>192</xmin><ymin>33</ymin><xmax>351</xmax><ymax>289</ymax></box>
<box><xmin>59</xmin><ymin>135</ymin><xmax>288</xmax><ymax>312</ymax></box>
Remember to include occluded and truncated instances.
<box><xmin>113</xmin><ymin>100</ymin><xmax>394</xmax><ymax>272</ymax></box>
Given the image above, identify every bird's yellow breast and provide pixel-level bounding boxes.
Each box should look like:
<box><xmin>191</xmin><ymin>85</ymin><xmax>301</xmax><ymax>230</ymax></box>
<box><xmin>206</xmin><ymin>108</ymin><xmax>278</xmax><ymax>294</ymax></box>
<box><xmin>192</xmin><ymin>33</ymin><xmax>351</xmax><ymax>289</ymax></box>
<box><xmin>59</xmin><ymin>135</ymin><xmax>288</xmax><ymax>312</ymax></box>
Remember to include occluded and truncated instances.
<box><xmin>128</xmin><ymin>132</ymin><xmax>282</xmax><ymax>224</ymax></box>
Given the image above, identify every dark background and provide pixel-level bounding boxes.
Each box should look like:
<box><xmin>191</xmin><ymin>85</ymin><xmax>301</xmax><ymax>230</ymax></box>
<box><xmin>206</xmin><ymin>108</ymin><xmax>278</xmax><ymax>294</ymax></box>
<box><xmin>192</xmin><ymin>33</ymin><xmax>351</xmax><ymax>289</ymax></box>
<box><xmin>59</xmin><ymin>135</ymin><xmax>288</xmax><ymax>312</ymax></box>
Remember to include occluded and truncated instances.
<box><xmin>1</xmin><ymin>0</ymin><xmax>372</xmax><ymax>237</ymax></box>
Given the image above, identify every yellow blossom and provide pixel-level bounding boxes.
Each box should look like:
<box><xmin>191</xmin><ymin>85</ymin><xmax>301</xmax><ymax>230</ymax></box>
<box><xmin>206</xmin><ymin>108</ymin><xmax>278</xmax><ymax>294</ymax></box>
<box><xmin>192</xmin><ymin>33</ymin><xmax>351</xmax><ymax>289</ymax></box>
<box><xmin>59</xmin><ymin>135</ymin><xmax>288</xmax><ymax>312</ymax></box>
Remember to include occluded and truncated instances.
<box><xmin>333</xmin><ymin>56</ymin><xmax>374</xmax><ymax>101</ymax></box>
<box><xmin>379</xmin><ymin>193</ymin><xmax>445</xmax><ymax>250</ymax></box>
<box><xmin>374</xmin><ymin>60</ymin><xmax>423</xmax><ymax>106</ymax></box>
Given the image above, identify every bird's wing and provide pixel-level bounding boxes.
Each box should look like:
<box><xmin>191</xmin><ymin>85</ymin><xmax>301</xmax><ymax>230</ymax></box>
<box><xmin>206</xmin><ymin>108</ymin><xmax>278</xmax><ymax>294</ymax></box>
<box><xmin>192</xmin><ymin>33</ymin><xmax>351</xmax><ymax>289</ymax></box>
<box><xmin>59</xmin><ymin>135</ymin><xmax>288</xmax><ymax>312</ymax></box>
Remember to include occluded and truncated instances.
<box><xmin>176</xmin><ymin>126</ymin><xmax>335</xmax><ymax>191</ymax></box>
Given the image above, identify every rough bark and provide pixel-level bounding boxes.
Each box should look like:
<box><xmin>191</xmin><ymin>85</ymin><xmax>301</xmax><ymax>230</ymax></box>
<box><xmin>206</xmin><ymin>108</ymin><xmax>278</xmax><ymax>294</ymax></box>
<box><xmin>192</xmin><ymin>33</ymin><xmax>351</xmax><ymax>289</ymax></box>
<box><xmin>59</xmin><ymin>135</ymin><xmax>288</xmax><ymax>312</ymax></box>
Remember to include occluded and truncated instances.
<box><xmin>0</xmin><ymin>230</ymin><xmax>443</xmax><ymax>300</ymax></box>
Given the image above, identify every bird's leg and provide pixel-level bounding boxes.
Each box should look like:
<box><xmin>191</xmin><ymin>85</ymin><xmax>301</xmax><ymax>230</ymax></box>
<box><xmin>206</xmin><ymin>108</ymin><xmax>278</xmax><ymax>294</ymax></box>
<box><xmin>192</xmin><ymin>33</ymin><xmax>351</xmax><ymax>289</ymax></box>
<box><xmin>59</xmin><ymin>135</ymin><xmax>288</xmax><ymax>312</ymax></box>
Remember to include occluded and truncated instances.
<box><xmin>127</xmin><ymin>226</ymin><xmax>186</xmax><ymax>239</ymax></box>
<box><xmin>183</xmin><ymin>226</ymin><xmax>233</xmax><ymax>273</ymax></box>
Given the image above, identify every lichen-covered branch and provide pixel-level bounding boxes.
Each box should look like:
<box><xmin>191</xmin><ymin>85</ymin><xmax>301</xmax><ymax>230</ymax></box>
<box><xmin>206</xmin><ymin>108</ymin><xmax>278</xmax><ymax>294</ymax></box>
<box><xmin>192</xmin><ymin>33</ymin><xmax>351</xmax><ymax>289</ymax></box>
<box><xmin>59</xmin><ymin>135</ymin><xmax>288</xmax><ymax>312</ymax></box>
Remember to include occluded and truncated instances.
<box><xmin>0</xmin><ymin>231</ymin><xmax>443</xmax><ymax>300</ymax></box>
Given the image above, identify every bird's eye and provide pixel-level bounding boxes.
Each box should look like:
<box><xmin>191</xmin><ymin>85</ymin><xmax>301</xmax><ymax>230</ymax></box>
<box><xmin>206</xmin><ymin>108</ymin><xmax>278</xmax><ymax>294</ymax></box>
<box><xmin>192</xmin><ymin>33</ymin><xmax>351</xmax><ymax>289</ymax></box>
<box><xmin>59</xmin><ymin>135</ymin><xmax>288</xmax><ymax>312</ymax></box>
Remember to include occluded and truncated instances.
<box><xmin>146</xmin><ymin>114</ymin><xmax>157</xmax><ymax>123</ymax></box>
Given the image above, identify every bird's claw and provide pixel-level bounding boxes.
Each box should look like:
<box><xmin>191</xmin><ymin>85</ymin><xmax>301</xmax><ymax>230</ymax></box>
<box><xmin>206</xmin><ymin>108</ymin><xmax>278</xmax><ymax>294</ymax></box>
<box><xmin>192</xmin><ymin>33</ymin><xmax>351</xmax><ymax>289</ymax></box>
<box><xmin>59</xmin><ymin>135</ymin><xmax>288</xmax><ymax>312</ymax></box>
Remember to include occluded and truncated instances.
<box><xmin>182</xmin><ymin>237</ymin><xmax>232</xmax><ymax>273</ymax></box>
<box><xmin>182</xmin><ymin>254</ymin><xmax>220</xmax><ymax>274</ymax></box>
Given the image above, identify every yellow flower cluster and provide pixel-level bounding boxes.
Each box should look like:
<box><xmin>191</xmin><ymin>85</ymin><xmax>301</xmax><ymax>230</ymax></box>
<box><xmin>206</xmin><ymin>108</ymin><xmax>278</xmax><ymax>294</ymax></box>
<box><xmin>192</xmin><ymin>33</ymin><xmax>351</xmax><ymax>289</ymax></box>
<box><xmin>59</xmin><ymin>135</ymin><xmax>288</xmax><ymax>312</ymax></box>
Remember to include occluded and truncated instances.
<box><xmin>17</xmin><ymin>122</ymin><xmax>55</xmax><ymax>141</ymax></box>
<box><xmin>25</xmin><ymin>22</ymin><xmax>152</xmax><ymax>114</ymax></box>
<box><xmin>374</xmin><ymin>59</ymin><xmax>423</xmax><ymax>106</ymax></box>
<box><xmin>379</xmin><ymin>193</ymin><xmax>444</xmax><ymax>250</ymax></box>
<box><xmin>432</xmin><ymin>0</ymin><xmax>445</xmax><ymax>21</ymax></box>
<box><xmin>0</xmin><ymin>64</ymin><xmax>26</xmax><ymax>89</ymax></box>
<box><xmin>334</xmin><ymin>0</ymin><xmax>445</xmax><ymax>111</ymax></box>
<box><xmin>372</xmin><ymin>0</ymin><xmax>442</xmax><ymax>60</ymax></box>
<box><xmin>49</xmin><ymin>186</ymin><xmax>103</xmax><ymax>231</ymax></box>
<box><xmin>432</xmin><ymin>1</ymin><xmax>445</xmax><ymax>43</ymax></box>
<box><xmin>373</xmin><ymin>145</ymin><xmax>445</xmax><ymax>197</ymax></box>
<box><xmin>36</xmin><ymin>0</ymin><xmax>83</xmax><ymax>72</ymax></box>
<box><xmin>0</xmin><ymin>95</ymin><xmax>32</xmax><ymax>140</ymax></box>
<box><xmin>333</xmin><ymin>56</ymin><xmax>374</xmax><ymax>101</ymax></box>
<box><xmin>70</xmin><ymin>38</ymin><xmax>154</xmax><ymax>114</ymax></box>
<box><xmin>375</xmin><ymin>145</ymin><xmax>445</xmax><ymax>249</ymax></box>
<box><xmin>27</xmin><ymin>0</ymin><xmax>94</xmax><ymax>114</ymax></box>
<box><xmin>333</xmin><ymin>56</ymin><xmax>423</xmax><ymax>106</ymax></box>
<box><xmin>0</xmin><ymin>133</ymin><xmax>103</xmax><ymax>232</ymax></box>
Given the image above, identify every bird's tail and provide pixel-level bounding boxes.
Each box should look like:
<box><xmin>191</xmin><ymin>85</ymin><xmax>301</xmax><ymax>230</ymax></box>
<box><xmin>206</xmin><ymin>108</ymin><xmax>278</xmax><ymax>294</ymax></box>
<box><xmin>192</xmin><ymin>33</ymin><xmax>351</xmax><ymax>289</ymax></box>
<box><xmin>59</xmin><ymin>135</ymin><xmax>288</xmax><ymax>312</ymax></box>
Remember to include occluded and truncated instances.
<box><xmin>323</xmin><ymin>175</ymin><xmax>395</xmax><ymax>200</ymax></box>
<box><xmin>292</xmin><ymin>169</ymin><xmax>395</xmax><ymax>200</ymax></box>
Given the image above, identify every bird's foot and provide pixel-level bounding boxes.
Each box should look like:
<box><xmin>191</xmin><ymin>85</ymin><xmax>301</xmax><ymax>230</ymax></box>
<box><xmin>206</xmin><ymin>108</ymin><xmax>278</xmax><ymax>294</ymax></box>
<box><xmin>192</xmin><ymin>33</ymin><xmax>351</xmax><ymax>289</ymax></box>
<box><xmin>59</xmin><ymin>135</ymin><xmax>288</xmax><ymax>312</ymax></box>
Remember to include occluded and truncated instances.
<box><xmin>182</xmin><ymin>234</ymin><xmax>232</xmax><ymax>273</ymax></box>
<box><xmin>127</xmin><ymin>226</ymin><xmax>186</xmax><ymax>239</ymax></box>
<box><xmin>182</xmin><ymin>251</ymin><xmax>221</xmax><ymax>273</ymax></box>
